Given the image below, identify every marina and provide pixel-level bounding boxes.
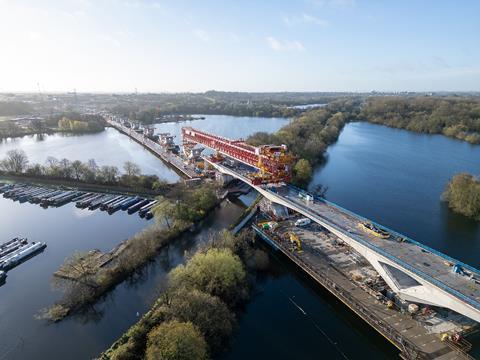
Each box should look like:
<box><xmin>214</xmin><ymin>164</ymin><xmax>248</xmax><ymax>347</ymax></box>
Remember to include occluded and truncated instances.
<box><xmin>0</xmin><ymin>183</ymin><xmax>156</xmax><ymax>219</ymax></box>
<box><xmin>0</xmin><ymin>237</ymin><xmax>47</xmax><ymax>281</ymax></box>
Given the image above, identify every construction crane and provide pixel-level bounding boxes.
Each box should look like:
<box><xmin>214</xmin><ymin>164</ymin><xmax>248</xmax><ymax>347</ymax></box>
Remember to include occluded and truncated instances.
<box><xmin>181</xmin><ymin>127</ymin><xmax>294</xmax><ymax>184</ymax></box>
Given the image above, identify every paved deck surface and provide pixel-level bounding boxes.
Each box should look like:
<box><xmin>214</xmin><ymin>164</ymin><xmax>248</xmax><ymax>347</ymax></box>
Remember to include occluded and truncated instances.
<box><xmin>278</xmin><ymin>186</ymin><xmax>480</xmax><ymax>313</ymax></box>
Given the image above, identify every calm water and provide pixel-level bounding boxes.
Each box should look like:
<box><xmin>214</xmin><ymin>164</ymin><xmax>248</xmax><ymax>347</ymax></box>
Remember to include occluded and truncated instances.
<box><xmin>0</xmin><ymin>129</ymin><xmax>181</xmax><ymax>182</ymax></box>
<box><xmin>0</xmin><ymin>115</ymin><xmax>289</xmax><ymax>183</ymax></box>
<box><xmin>0</xmin><ymin>197</ymin><xmax>245</xmax><ymax>359</ymax></box>
<box><xmin>153</xmin><ymin>114</ymin><xmax>289</xmax><ymax>140</ymax></box>
<box><xmin>224</xmin><ymin>121</ymin><xmax>480</xmax><ymax>359</ymax></box>
<box><xmin>2</xmin><ymin>120</ymin><xmax>480</xmax><ymax>359</ymax></box>
<box><xmin>309</xmin><ymin>122</ymin><xmax>480</xmax><ymax>267</ymax></box>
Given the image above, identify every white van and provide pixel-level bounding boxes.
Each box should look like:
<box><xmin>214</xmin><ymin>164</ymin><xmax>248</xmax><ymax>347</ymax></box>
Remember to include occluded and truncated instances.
<box><xmin>295</xmin><ymin>218</ymin><xmax>311</xmax><ymax>227</ymax></box>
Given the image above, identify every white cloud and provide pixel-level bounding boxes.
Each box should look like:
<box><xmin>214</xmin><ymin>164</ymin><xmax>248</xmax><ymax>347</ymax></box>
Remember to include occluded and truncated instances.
<box><xmin>266</xmin><ymin>37</ymin><xmax>305</xmax><ymax>52</ymax></box>
<box><xmin>193</xmin><ymin>29</ymin><xmax>210</xmax><ymax>42</ymax></box>
<box><xmin>283</xmin><ymin>13</ymin><xmax>328</xmax><ymax>27</ymax></box>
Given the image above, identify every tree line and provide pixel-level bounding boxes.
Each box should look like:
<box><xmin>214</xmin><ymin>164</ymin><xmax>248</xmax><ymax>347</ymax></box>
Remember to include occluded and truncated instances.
<box><xmin>0</xmin><ymin>149</ymin><xmax>167</xmax><ymax>191</ymax></box>
<box><xmin>247</xmin><ymin>98</ymin><xmax>361</xmax><ymax>186</ymax></box>
<box><xmin>361</xmin><ymin>96</ymin><xmax>480</xmax><ymax>144</ymax></box>
<box><xmin>0</xmin><ymin>112</ymin><xmax>105</xmax><ymax>139</ymax></box>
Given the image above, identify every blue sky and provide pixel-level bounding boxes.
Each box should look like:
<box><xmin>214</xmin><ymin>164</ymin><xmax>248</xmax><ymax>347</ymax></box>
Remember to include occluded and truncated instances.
<box><xmin>0</xmin><ymin>0</ymin><xmax>479</xmax><ymax>92</ymax></box>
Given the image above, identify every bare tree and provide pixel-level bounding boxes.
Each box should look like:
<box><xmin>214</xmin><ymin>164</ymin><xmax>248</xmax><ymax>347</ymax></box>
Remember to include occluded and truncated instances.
<box><xmin>0</xmin><ymin>149</ymin><xmax>29</xmax><ymax>173</ymax></box>
<box><xmin>123</xmin><ymin>161</ymin><xmax>141</xmax><ymax>177</ymax></box>
<box><xmin>71</xmin><ymin>160</ymin><xmax>84</xmax><ymax>180</ymax></box>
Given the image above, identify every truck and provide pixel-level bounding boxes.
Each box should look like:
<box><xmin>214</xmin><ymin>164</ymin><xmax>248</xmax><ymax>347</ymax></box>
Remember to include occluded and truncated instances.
<box><xmin>298</xmin><ymin>192</ymin><xmax>314</xmax><ymax>202</ymax></box>
<box><xmin>294</xmin><ymin>218</ymin><xmax>311</xmax><ymax>227</ymax></box>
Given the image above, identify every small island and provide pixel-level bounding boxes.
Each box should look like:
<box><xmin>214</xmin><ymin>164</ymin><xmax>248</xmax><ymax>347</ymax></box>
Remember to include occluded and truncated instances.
<box><xmin>443</xmin><ymin>173</ymin><xmax>480</xmax><ymax>220</ymax></box>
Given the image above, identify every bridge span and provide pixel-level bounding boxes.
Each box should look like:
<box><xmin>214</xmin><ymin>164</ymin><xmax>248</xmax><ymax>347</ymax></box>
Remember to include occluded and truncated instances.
<box><xmin>206</xmin><ymin>158</ymin><xmax>480</xmax><ymax>324</ymax></box>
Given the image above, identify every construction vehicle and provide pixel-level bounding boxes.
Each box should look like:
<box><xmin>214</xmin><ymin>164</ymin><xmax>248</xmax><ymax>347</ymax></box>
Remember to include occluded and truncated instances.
<box><xmin>358</xmin><ymin>222</ymin><xmax>390</xmax><ymax>239</ymax></box>
<box><xmin>287</xmin><ymin>232</ymin><xmax>302</xmax><ymax>252</ymax></box>
<box><xmin>295</xmin><ymin>218</ymin><xmax>311</xmax><ymax>227</ymax></box>
<box><xmin>258</xmin><ymin>221</ymin><xmax>278</xmax><ymax>232</ymax></box>
<box><xmin>298</xmin><ymin>191</ymin><xmax>314</xmax><ymax>202</ymax></box>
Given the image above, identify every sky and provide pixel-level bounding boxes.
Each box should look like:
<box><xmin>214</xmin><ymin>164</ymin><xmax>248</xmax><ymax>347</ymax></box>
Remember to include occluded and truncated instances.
<box><xmin>0</xmin><ymin>0</ymin><xmax>479</xmax><ymax>93</ymax></box>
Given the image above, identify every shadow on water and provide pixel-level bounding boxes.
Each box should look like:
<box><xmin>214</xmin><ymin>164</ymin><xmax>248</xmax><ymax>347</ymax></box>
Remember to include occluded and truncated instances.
<box><xmin>223</xmin><ymin>242</ymin><xmax>398</xmax><ymax>360</ymax></box>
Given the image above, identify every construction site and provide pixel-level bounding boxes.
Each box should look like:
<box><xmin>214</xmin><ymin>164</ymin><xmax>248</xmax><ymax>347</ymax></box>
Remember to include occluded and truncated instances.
<box><xmin>102</xmin><ymin>117</ymin><xmax>480</xmax><ymax>359</ymax></box>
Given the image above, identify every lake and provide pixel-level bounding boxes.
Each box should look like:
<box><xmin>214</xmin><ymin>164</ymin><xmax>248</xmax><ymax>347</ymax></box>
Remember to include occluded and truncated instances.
<box><xmin>2</xmin><ymin>119</ymin><xmax>480</xmax><ymax>359</ymax></box>
<box><xmin>0</xmin><ymin>196</ymin><xmax>246</xmax><ymax>359</ymax></box>
<box><xmin>0</xmin><ymin>115</ymin><xmax>289</xmax><ymax>183</ymax></box>
<box><xmin>223</xmin><ymin>121</ymin><xmax>480</xmax><ymax>359</ymax></box>
<box><xmin>309</xmin><ymin>122</ymin><xmax>480</xmax><ymax>267</ymax></box>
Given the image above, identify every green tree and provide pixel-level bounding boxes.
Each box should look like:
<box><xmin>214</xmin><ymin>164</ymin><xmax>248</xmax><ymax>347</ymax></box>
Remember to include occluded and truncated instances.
<box><xmin>153</xmin><ymin>200</ymin><xmax>177</xmax><ymax>229</ymax></box>
<box><xmin>293</xmin><ymin>158</ymin><xmax>312</xmax><ymax>186</ymax></box>
<box><xmin>157</xmin><ymin>289</ymin><xmax>234</xmax><ymax>352</ymax></box>
<box><xmin>169</xmin><ymin>248</ymin><xmax>247</xmax><ymax>306</ymax></box>
<box><xmin>145</xmin><ymin>321</ymin><xmax>208</xmax><ymax>360</ymax></box>
<box><xmin>443</xmin><ymin>173</ymin><xmax>480</xmax><ymax>220</ymax></box>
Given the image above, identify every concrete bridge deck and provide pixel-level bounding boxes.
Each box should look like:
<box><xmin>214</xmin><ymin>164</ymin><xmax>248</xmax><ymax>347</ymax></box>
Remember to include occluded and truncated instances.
<box><xmin>206</xmin><ymin>159</ymin><xmax>480</xmax><ymax>324</ymax></box>
<box><xmin>253</xmin><ymin>221</ymin><xmax>472</xmax><ymax>359</ymax></box>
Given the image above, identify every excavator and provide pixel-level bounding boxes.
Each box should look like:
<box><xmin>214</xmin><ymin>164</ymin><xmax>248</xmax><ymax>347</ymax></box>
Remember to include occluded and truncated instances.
<box><xmin>286</xmin><ymin>232</ymin><xmax>302</xmax><ymax>252</ymax></box>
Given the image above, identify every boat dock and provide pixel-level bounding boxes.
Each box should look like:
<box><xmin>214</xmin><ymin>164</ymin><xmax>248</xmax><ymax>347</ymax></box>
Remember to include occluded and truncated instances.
<box><xmin>0</xmin><ymin>183</ymin><xmax>157</xmax><ymax>220</ymax></box>
<box><xmin>0</xmin><ymin>238</ymin><xmax>47</xmax><ymax>277</ymax></box>
<box><xmin>105</xmin><ymin>116</ymin><xmax>200</xmax><ymax>181</ymax></box>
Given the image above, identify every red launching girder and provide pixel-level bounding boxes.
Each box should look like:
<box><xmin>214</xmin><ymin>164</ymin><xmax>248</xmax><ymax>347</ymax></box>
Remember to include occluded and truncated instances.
<box><xmin>181</xmin><ymin>127</ymin><xmax>293</xmax><ymax>183</ymax></box>
<box><xmin>182</xmin><ymin>127</ymin><xmax>259</xmax><ymax>168</ymax></box>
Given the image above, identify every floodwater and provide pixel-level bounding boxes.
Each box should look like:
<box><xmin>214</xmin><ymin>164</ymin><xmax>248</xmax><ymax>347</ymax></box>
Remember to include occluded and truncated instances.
<box><xmin>0</xmin><ymin>115</ymin><xmax>289</xmax><ymax>183</ymax></box>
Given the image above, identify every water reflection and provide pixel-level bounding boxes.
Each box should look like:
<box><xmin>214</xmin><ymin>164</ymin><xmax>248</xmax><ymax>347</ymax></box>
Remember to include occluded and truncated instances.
<box><xmin>309</xmin><ymin>122</ymin><xmax>480</xmax><ymax>267</ymax></box>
